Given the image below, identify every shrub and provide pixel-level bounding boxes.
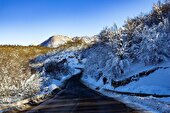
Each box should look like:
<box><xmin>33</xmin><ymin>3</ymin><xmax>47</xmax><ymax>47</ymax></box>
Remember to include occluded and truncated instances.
<box><xmin>0</xmin><ymin>45</ymin><xmax>54</xmax><ymax>103</ymax></box>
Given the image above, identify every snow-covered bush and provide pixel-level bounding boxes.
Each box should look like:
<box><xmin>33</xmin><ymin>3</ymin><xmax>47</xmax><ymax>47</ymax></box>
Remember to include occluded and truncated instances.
<box><xmin>0</xmin><ymin>45</ymin><xmax>53</xmax><ymax>104</ymax></box>
<box><xmin>139</xmin><ymin>18</ymin><xmax>170</xmax><ymax>65</ymax></box>
<box><xmin>93</xmin><ymin>0</ymin><xmax>170</xmax><ymax>80</ymax></box>
<box><xmin>0</xmin><ymin>73</ymin><xmax>42</xmax><ymax>104</ymax></box>
<box><xmin>43</xmin><ymin>59</ymin><xmax>70</xmax><ymax>81</ymax></box>
<box><xmin>97</xmin><ymin>24</ymin><xmax>132</xmax><ymax>79</ymax></box>
<box><xmin>82</xmin><ymin>44</ymin><xmax>112</xmax><ymax>80</ymax></box>
<box><xmin>82</xmin><ymin>43</ymin><xmax>131</xmax><ymax>83</ymax></box>
<box><xmin>99</xmin><ymin>27</ymin><xmax>114</xmax><ymax>43</ymax></box>
<box><xmin>33</xmin><ymin>50</ymin><xmax>84</xmax><ymax>93</ymax></box>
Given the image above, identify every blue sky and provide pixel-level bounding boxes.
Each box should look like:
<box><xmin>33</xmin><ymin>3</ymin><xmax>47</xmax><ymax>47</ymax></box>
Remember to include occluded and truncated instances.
<box><xmin>0</xmin><ymin>0</ymin><xmax>158</xmax><ymax>45</ymax></box>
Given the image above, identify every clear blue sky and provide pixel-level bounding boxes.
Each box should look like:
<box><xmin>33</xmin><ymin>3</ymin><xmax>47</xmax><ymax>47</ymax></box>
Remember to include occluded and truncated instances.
<box><xmin>0</xmin><ymin>0</ymin><xmax>158</xmax><ymax>45</ymax></box>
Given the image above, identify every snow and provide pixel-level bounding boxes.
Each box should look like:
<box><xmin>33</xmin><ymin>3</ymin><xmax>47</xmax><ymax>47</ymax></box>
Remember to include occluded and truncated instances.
<box><xmin>39</xmin><ymin>51</ymin><xmax>83</xmax><ymax>94</ymax></box>
<box><xmin>44</xmin><ymin>71</ymin><xmax>80</xmax><ymax>93</ymax></box>
<box><xmin>115</xmin><ymin>68</ymin><xmax>170</xmax><ymax>95</ymax></box>
<box><xmin>117</xmin><ymin>63</ymin><xmax>155</xmax><ymax>80</ymax></box>
<box><xmin>81</xmin><ymin>60</ymin><xmax>170</xmax><ymax>113</ymax></box>
<box><xmin>101</xmin><ymin>91</ymin><xmax>170</xmax><ymax>113</ymax></box>
<box><xmin>157</xmin><ymin>97</ymin><xmax>170</xmax><ymax>104</ymax></box>
<box><xmin>40</xmin><ymin>35</ymin><xmax>72</xmax><ymax>48</ymax></box>
<box><xmin>81</xmin><ymin>77</ymin><xmax>170</xmax><ymax>113</ymax></box>
<box><xmin>112</xmin><ymin>60</ymin><xmax>170</xmax><ymax>81</ymax></box>
<box><xmin>48</xmin><ymin>79</ymin><xmax>62</xmax><ymax>91</ymax></box>
<box><xmin>48</xmin><ymin>84</ymin><xmax>59</xmax><ymax>91</ymax></box>
<box><xmin>81</xmin><ymin>75</ymin><xmax>104</xmax><ymax>89</ymax></box>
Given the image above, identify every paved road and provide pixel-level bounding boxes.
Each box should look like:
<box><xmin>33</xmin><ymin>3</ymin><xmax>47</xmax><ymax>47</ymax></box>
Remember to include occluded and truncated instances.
<box><xmin>27</xmin><ymin>75</ymin><xmax>140</xmax><ymax>113</ymax></box>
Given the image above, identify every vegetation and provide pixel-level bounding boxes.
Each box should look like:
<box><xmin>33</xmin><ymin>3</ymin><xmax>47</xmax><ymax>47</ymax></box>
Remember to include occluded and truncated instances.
<box><xmin>0</xmin><ymin>45</ymin><xmax>55</xmax><ymax>103</ymax></box>
<box><xmin>0</xmin><ymin>38</ymin><xmax>92</xmax><ymax>104</ymax></box>
<box><xmin>55</xmin><ymin>37</ymin><xmax>94</xmax><ymax>52</ymax></box>
<box><xmin>98</xmin><ymin>0</ymin><xmax>170</xmax><ymax>78</ymax></box>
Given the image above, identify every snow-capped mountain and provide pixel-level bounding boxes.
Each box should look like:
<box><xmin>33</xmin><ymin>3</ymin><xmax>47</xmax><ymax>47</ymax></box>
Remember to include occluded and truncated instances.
<box><xmin>40</xmin><ymin>35</ymin><xmax>72</xmax><ymax>48</ymax></box>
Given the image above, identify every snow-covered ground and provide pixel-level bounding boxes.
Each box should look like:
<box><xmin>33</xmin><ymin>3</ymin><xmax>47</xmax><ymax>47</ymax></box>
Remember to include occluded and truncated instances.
<box><xmin>101</xmin><ymin>90</ymin><xmax>170</xmax><ymax>113</ymax></box>
<box><xmin>81</xmin><ymin>76</ymin><xmax>170</xmax><ymax>113</ymax></box>
<box><xmin>0</xmin><ymin>51</ymin><xmax>83</xmax><ymax>112</ymax></box>
<box><xmin>38</xmin><ymin>51</ymin><xmax>84</xmax><ymax>94</ymax></box>
<box><xmin>114</xmin><ymin>67</ymin><xmax>170</xmax><ymax>95</ymax></box>
<box><xmin>81</xmin><ymin>61</ymin><xmax>170</xmax><ymax>113</ymax></box>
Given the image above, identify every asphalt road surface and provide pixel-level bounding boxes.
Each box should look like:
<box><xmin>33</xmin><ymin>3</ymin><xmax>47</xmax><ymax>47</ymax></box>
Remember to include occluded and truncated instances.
<box><xmin>27</xmin><ymin>75</ymin><xmax>141</xmax><ymax>113</ymax></box>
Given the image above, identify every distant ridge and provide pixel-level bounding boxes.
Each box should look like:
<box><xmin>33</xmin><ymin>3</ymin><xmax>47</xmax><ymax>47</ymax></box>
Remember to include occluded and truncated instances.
<box><xmin>40</xmin><ymin>35</ymin><xmax>72</xmax><ymax>48</ymax></box>
<box><xmin>40</xmin><ymin>35</ymin><xmax>98</xmax><ymax>48</ymax></box>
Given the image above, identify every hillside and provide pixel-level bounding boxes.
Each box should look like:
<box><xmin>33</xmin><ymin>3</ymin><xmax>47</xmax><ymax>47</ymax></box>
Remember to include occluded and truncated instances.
<box><xmin>0</xmin><ymin>45</ymin><xmax>55</xmax><ymax>104</ymax></box>
<box><xmin>40</xmin><ymin>35</ymin><xmax>98</xmax><ymax>48</ymax></box>
<box><xmin>40</xmin><ymin>35</ymin><xmax>72</xmax><ymax>48</ymax></box>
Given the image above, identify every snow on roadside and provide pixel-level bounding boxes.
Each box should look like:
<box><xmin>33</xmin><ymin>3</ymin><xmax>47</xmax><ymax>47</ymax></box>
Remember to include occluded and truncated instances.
<box><xmin>100</xmin><ymin>90</ymin><xmax>170</xmax><ymax>113</ymax></box>
<box><xmin>114</xmin><ymin>67</ymin><xmax>170</xmax><ymax>95</ymax></box>
<box><xmin>40</xmin><ymin>51</ymin><xmax>83</xmax><ymax>94</ymax></box>
<box><xmin>0</xmin><ymin>51</ymin><xmax>84</xmax><ymax>113</ymax></box>
<box><xmin>81</xmin><ymin>77</ymin><xmax>170</xmax><ymax>113</ymax></box>
<box><xmin>82</xmin><ymin>62</ymin><xmax>170</xmax><ymax>95</ymax></box>
<box><xmin>42</xmin><ymin>68</ymin><xmax>82</xmax><ymax>94</ymax></box>
<box><xmin>114</xmin><ymin>60</ymin><xmax>170</xmax><ymax>81</ymax></box>
<box><xmin>81</xmin><ymin>61</ymin><xmax>170</xmax><ymax>113</ymax></box>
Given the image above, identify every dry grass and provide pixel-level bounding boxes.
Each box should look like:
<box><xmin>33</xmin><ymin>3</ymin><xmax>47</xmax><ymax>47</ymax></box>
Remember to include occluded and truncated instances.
<box><xmin>0</xmin><ymin>45</ymin><xmax>55</xmax><ymax>103</ymax></box>
<box><xmin>0</xmin><ymin>39</ymin><xmax>94</xmax><ymax>104</ymax></box>
<box><xmin>55</xmin><ymin>38</ymin><xmax>94</xmax><ymax>52</ymax></box>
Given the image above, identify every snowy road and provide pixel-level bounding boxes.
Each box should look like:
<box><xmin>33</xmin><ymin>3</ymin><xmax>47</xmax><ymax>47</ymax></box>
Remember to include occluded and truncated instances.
<box><xmin>27</xmin><ymin>75</ymin><xmax>140</xmax><ymax>113</ymax></box>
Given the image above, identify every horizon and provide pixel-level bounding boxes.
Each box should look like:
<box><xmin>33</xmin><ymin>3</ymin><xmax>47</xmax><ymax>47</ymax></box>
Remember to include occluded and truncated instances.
<box><xmin>0</xmin><ymin>0</ymin><xmax>159</xmax><ymax>45</ymax></box>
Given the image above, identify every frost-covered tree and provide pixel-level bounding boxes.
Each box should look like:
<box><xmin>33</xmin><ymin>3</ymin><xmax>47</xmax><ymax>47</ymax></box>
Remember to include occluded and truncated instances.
<box><xmin>127</xmin><ymin>24</ymin><xmax>144</xmax><ymax>62</ymax></box>
<box><xmin>98</xmin><ymin>24</ymin><xmax>131</xmax><ymax>78</ymax></box>
<box><xmin>156</xmin><ymin>18</ymin><xmax>170</xmax><ymax>58</ymax></box>
<box><xmin>121</xmin><ymin>16</ymin><xmax>145</xmax><ymax>62</ymax></box>
<box><xmin>96</xmin><ymin>0</ymin><xmax>170</xmax><ymax>79</ymax></box>
<box><xmin>123</xmin><ymin>17</ymin><xmax>144</xmax><ymax>46</ymax></box>
<box><xmin>98</xmin><ymin>27</ymin><xmax>114</xmax><ymax>43</ymax></box>
<box><xmin>139</xmin><ymin>24</ymin><xmax>168</xmax><ymax>65</ymax></box>
<box><xmin>109</xmin><ymin>25</ymin><xmax>130</xmax><ymax>78</ymax></box>
<box><xmin>145</xmin><ymin>0</ymin><xmax>170</xmax><ymax>26</ymax></box>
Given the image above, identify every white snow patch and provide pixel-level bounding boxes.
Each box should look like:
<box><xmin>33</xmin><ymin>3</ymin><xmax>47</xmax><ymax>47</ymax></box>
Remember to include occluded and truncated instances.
<box><xmin>115</xmin><ymin>68</ymin><xmax>170</xmax><ymax>95</ymax></box>
<box><xmin>81</xmin><ymin>61</ymin><xmax>170</xmax><ymax>113</ymax></box>
<box><xmin>82</xmin><ymin>78</ymin><xmax>170</xmax><ymax>113</ymax></box>
<box><xmin>40</xmin><ymin>51</ymin><xmax>83</xmax><ymax>94</ymax></box>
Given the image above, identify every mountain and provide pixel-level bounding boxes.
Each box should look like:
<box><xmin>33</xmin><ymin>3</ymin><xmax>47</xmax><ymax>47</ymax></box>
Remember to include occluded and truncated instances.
<box><xmin>40</xmin><ymin>35</ymin><xmax>99</xmax><ymax>48</ymax></box>
<box><xmin>40</xmin><ymin>35</ymin><xmax>72</xmax><ymax>48</ymax></box>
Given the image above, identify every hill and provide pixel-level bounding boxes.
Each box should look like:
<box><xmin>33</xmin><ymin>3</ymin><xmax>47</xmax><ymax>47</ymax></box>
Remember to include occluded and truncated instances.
<box><xmin>40</xmin><ymin>35</ymin><xmax>72</xmax><ymax>48</ymax></box>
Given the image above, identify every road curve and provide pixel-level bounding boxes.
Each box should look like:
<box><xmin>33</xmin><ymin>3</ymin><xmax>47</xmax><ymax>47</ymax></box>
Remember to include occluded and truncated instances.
<box><xmin>27</xmin><ymin>75</ymin><xmax>140</xmax><ymax>113</ymax></box>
